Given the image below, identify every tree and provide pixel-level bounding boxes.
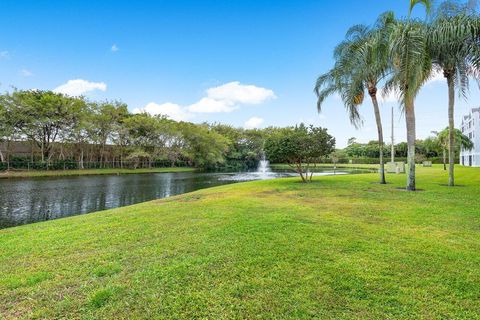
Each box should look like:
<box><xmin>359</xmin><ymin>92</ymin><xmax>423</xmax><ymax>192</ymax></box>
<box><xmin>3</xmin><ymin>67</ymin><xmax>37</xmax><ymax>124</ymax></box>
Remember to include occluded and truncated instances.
<box><xmin>179</xmin><ymin>123</ymin><xmax>229</xmax><ymax>168</ymax></box>
<box><xmin>2</xmin><ymin>90</ymin><xmax>86</xmax><ymax>163</ymax></box>
<box><xmin>61</xmin><ymin>101</ymin><xmax>94</xmax><ymax>169</ymax></box>
<box><xmin>409</xmin><ymin>0</ymin><xmax>432</xmax><ymax>16</ymax></box>
<box><xmin>0</xmin><ymin>103</ymin><xmax>8</xmax><ymax>163</ymax></box>
<box><xmin>315</xmin><ymin>12</ymin><xmax>395</xmax><ymax>184</ymax></box>
<box><xmin>347</xmin><ymin>137</ymin><xmax>357</xmax><ymax>146</ymax></box>
<box><xmin>387</xmin><ymin>18</ymin><xmax>432</xmax><ymax>190</ymax></box>
<box><xmin>89</xmin><ymin>101</ymin><xmax>128</xmax><ymax>166</ymax></box>
<box><xmin>264</xmin><ymin>124</ymin><xmax>335</xmax><ymax>182</ymax></box>
<box><xmin>428</xmin><ymin>2</ymin><xmax>480</xmax><ymax>186</ymax></box>
<box><xmin>433</xmin><ymin>128</ymin><xmax>474</xmax><ymax>170</ymax></box>
<box><xmin>329</xmin><ymin>151</ymin><xmax>339</xmax><ymax>173</ymax></box>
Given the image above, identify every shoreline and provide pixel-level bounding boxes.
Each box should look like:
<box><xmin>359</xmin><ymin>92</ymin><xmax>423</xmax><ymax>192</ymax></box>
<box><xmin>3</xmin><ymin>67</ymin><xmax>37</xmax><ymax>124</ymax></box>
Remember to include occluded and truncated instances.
<box><xmin>0</xmin><ymin>167</ymin><xmax>196</xmax><ymax>179</ymax></box>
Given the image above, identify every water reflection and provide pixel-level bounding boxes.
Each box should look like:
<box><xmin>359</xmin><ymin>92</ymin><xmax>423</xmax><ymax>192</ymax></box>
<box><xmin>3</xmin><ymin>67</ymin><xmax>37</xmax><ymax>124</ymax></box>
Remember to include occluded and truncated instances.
<box><xmin>0</xmin><ymin>172</ymin><xmax>234</xmax><ymax>228</ymax></box>
<box><xmin>0</xmin><ymin>168</ymin><xmax>370</xmax><ymax>229</ymax></box>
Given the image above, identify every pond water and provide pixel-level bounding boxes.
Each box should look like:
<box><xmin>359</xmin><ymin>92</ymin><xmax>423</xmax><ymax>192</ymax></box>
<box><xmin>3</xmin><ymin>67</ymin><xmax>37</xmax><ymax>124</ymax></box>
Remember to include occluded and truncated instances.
<box><xmin>0</xmin><ymin>167</ymin><xmax>370</xmax><ymax>229</ymax></box>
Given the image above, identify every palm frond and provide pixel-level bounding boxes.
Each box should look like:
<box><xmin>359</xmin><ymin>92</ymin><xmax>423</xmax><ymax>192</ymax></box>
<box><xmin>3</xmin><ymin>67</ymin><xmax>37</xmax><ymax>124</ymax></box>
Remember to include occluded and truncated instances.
<box><xmin>409</xmin><ymin>0</ymin><xmax>432</xmax><ymax>16</ymax></box>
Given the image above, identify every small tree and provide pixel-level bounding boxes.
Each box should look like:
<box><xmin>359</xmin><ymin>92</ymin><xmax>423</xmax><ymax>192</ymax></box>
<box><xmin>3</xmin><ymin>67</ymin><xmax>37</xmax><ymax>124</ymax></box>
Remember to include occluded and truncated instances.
<box><xmin>433</xmin><ymin>128</ymin><xmax>473</xmax><ymax>170</ymax></box>
<box><xmin>264</xmin><ymin>124</ymin><xmax>335</xmax><ymax>182</ymax></box>
<box><xmin>330</xmin><ymin>151</ymin><xmax>339</xmax><ymax>174</ymax></box>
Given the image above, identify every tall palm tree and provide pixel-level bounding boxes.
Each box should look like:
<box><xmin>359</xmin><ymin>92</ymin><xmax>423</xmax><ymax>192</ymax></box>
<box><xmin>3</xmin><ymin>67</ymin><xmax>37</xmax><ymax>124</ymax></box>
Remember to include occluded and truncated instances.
<box><xmin>386</xmin><ymin>19</ymin><xmax>432</xmax><ymax>191</ymax></box>
<box><xmin>428</xmin><ymin>2</ymin><xmax>480</xmax><ymax>186</ymax></box>
<box><xmin>314</xmin><ymin>13</ymin><xmax>394</xmax><ymax>184</ymax></box>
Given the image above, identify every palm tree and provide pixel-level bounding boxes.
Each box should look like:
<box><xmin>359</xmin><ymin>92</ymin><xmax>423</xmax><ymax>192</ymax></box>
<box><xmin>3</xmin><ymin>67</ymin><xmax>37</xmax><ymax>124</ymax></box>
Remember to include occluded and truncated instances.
<box><xmin>314</xmin><ymin>13</ymin><xmax>394</xmax><ymax>184</ymax></box>
<box><xmin>428</xmin><ymin>2</ymin><xmax>480</xmax><ymax>186</ymax></box>
<box><xmin>433</xmin><ymin>128</ymin><xmax>474</xmax><ymax>170</ymax></box>
<box><xmin>409</xmin><ymin>0</ymin><xmax>432</xmax><ymax>15</ymax></box>
<box><xmin>386</xmin><ymin>18</ymin><xmax>432</xmax><ymax>191</ymax></box>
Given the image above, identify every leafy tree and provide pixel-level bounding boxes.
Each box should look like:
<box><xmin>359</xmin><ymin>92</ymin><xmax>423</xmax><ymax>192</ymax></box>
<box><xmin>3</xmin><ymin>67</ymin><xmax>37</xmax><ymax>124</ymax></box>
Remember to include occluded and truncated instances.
<box><xmin>123</xmin><ymin>113</ymin><xmax>160</xmax><ymax>165</ymax></box>
<box><xmin>179</xmin><ymin>123</ymin><xmax>229</xmax><ymax>168</ymax></box>
<box><xmin>2</xmin><ymin>90</ymin><xmax>86</xmax><ymax>163</ymax></box>
<box><xmin>89</xmin><ymin>101</ymin><xmax>129</xmax><ymax>166</ymax></box>
<box><xmin>0</xmin><ymin>103</ymin><xmax>8</xmax><ymax>162</ymax></box>
<box><xmin>61</xmin><ymin>101</ymin><xmax>94</xmax><ymax>169</ymax></box>
<box><xmin>264</xmin><ymin>124</ymin><xmax>335</xmax><ymax>182</ymax></box>
<box><xmin>395</xmin><ymin>142</ymin><xmax>408</xmax><ymax>158</ymax></box>
<box><xmin>210</xmin><ymin>123</ymin><xmax>268</xmax><ymax>169</ymax></box>
<box><xmin>347</xmin><ymin>137</ymin><xmax>357</xmax><ymax>145</ymax></box>
<box><xmin>420</xmin><ymin>137</ymin><xmax>441</xmax><ymax>158</ymax></box>
<box><xmin>329</xmin><ymin>151</ymin><xmax>340</xmax><ymax>173</ymax></box>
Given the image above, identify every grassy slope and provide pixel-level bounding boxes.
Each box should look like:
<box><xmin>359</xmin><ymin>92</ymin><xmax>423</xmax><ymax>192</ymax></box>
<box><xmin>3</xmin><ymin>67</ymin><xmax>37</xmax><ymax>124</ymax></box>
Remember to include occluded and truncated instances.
<box><xmin>1</xmin><ymin>165</ymin><xmax>479</xmax><ymax>319</ymax></box>
<box><xmin>0</xmin><ymin>167</ymin><xmax>195</xmax><ymax>179</ymax></box>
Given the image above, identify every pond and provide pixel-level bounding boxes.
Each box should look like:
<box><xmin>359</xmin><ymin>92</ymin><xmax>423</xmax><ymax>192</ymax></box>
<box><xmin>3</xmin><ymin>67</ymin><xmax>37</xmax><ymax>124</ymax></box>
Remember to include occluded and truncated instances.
<box><xmin>0</xmin><ymin>167</ymin><xmax>371</xmax><ymax>229</ymax></box>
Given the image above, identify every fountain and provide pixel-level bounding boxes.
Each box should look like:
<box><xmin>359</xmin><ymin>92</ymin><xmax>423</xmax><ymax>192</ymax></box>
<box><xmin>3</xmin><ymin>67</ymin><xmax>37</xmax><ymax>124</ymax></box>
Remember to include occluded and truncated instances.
<box><xmin>218</xmin><ymin>152</ymin><xmax>350</xmax><ymax>181</ymax></box>
<box><xmin>220</xmin><ymin>153</ymin><xmax>282</xmax><ymax>181</ymax></box>
<box><xmin>256</xmin><ymin>153</ymin><xmax>271</xmax><ymax>177</ymax></box>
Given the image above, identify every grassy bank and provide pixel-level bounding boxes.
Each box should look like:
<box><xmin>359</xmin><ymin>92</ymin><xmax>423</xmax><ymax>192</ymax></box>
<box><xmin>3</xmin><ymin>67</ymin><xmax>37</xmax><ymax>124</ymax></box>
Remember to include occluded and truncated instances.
<box><xmin>0</xmin><ymin>167</ymin><xmax>195</xmax><ymax>179</ymax></box>
<box><xmin>1</xmin><ymin>165</ymin><xmax>479</xmax><ymax>319</ymax></box>
<box><xmin>270</xmin><ymin>163</ymin><xmax>380</xmax><ymax>170</ymax></box>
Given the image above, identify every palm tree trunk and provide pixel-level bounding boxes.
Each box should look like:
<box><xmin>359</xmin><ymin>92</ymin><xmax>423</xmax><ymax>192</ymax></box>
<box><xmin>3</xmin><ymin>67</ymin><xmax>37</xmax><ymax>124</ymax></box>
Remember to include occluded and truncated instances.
<box><xmin>405</xmin><ymin>99</ymin><xmax>416</xmax><ymax>191</ymax></box>
<box><xmin>370</xmin><ymin>93</ymin><xmax>386</xmax><ymax>184</ymax></box>
<box><xmin>443</xmin><ymin>148</ymin><xmax>446</xmax><ymax>171</ymax></box>
<box><xmin>447</xmin><ymin>76</ymin><xmax>455</xmax><ymax>186</ymax></box>
<box><xmin>79</xmin><ymin>148</ymin><xmax>84</xmax><ymax>169</ymax></box>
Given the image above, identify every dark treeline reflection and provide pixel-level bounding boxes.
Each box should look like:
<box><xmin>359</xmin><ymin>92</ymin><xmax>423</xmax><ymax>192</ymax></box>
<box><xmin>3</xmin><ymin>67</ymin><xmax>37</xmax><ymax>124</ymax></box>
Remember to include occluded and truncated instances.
<box><xmin>0</xmin><ymin>172</ymin><xmax>234</xmax><ymax>228</ymax></box>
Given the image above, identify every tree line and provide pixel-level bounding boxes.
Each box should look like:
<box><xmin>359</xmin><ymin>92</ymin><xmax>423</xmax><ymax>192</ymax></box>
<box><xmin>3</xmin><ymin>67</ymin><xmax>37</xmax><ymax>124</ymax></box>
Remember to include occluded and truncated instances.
<box><xmin>0</xmin><ymin>90</ymin><xmax>265</xmax><ymax>170</ymax></box>
<box><xmin>0</xmin><ymin>90</ymin><xmax>338</xmax><ymax>172</ymax></box>
<box><xmin>343</xmin><ymin>128</ymin><xmax>473</xmax><ymax>168</ymax></box>
<box><xmin>315</xmin><ymin>0</ymin><xmax>480</xmax><ymax>190</ymax></box>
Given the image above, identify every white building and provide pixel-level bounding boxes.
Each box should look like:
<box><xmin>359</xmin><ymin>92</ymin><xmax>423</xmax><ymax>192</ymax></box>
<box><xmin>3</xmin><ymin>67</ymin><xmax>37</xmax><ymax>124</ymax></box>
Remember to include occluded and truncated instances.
<box><xmin>460</xmin><ymin>107</ymin><xmax>480</xmax><ymax>166</ymax></box>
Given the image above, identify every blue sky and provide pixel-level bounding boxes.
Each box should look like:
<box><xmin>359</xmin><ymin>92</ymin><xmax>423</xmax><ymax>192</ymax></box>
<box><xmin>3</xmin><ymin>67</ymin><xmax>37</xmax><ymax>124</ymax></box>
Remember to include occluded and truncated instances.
<box><xmin>1</xmin><ymin>0</ymin><xmax>479</xmax><ymax>147</ymax></box>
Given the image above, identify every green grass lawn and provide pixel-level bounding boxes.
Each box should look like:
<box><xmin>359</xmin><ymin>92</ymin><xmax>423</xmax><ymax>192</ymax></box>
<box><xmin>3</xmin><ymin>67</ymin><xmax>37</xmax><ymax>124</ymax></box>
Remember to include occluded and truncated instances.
<box><xmin>0</xmin><ymin>167</ymin><xmax>195</xmax><ymax>179</ymax></box>
<box><xmin>270</xmin><ymin>163</ymin><xmax>380</xmax><ymax>170</ymax></box>
<box><xmin>1</xmin><ymin>165</ymin><xmax>479</xmax><ymax>319</ymax></box>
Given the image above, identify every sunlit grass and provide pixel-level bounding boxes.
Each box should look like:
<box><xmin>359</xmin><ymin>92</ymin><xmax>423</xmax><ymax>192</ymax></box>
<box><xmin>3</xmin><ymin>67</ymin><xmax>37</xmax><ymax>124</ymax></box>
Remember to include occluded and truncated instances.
<box><xmin>0</xmin><ymin>165</ymin><xmax>479</xmax><ymax>319</ymax></box>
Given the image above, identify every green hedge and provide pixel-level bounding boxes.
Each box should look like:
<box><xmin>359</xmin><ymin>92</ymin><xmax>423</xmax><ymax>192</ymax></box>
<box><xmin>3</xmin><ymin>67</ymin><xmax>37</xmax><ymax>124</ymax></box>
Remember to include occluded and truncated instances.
<box><xmin>327</xmin><ymin>157</ymin><xmax>455</xmax><ymax>165</ymax></box>
<box><xmin>0</xmin><ymin>157</ymin><xmax>190</xmax><ymax>171</ymax></box>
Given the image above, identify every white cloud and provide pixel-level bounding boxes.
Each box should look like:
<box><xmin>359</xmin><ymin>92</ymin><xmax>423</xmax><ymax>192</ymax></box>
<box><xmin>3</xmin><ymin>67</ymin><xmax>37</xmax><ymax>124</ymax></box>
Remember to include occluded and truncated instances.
<box><xmin>244</xmin><ymin>117</ymin><xmax>264</xmax><ymax>129</ymax></box>
<box><xmin>207</xmin><ymin>81</ymin><xmax>276</xmax><ymax>104</ymax></box>
<box><xmin>186</xmin><ymin>81</ymin><xmax>275</xmax><ymax>114</ymax></box>
<box><xmin>380</xmin><ymin>90</ymin><xmax>399</xmax><ymax>103</ymax></box>
<box><xmin>137</xmin><ymin>81</ymin><xmax>275</xmax><ymax>122</ymax></box>
<box><xmin>111</xmin><ymin>44</ymin><xmax>119</xmax><ymax>52</ymax></box>
<box><xmin>188</xmin><ymin>97</ymin><xmax>237</xmax><ymax>113</ymax></box>
<box><xmin>133</xmin><ymin>102</ymin><xmax>192</xmax><ymax>121</ymax></box>
<box><xmin>53</xmin><ymin>79</ymin><xmax>107</xmax><ymax>96</ymax></box>
<box><xmin>20</xmin><ymin>68</ymin><xmax>33</xmax><ymax>77</ymax></box>
<box><xmin>427</xmin><ymin>71</ymin><xmax>445</xmax><ymax>85</ymax></box>
<box><xmin>0</xmin><ymin>51</ymin><xmax>9</xmax><ymax>59</ymax></box>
